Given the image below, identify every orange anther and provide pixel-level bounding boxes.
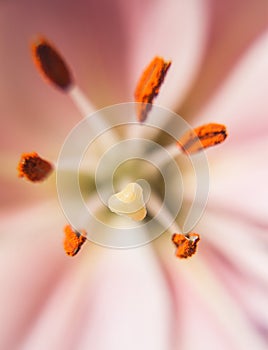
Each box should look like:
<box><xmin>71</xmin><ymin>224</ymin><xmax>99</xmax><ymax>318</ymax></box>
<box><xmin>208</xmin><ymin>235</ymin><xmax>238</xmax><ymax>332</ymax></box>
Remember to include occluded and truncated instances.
<box><xmin>134</xmin><ymin>56</ymin><xmax>171</xmax><ymax>122</ymax></box>
<box><xmin>17</xmin><ymin>152</ymin><xmax>53</xmax><ymax>182</ymax></box>
<box><xmin>63</xmin><ymin>225</ymin><xmax>87</xmax><ymax>257</ymax></box>
<box><xmin>178</xmin><ymin>123</ymin><xmax>227</xmax><ymax>154</ymax></box>
<box><xmin>31</xmin><ymin>37</ymin><xmax>73</xmax><ymax>90</ymax></box>
<box><xmin>172</xmin><ymin>233</ymin><xmax>200</xmax><ymax>259</ymax></box>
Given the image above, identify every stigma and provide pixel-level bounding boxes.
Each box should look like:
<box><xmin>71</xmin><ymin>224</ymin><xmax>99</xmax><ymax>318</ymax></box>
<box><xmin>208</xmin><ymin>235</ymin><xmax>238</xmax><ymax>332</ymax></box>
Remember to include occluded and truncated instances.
<box><xmin>108</xmin><ymin>182</ymin><xmax>147</xmax><ymax>221</ymax></box>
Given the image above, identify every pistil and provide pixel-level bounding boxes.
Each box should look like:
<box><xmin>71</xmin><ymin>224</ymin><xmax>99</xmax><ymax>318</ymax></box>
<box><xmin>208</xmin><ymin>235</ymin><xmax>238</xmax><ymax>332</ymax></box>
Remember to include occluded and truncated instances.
<box><xmin>108</xmin><ymin>182</ymin><xmax>147</xmax><ymax>221</ymax></box>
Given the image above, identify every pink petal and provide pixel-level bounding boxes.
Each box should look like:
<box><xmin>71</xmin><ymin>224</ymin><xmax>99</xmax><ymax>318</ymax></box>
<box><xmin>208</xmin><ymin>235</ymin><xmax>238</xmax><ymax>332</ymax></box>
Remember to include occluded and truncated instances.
<box><xmin>207</xmin><ymin>137</ymin><xmax>268</xmax><ymax>227</ymax></box>
<box><xmin>198</xmin><ymin>209</ymin><xmax>268</xmax><ymax>287</ymax></box>
<box><xmin>191</xmin><ymin>31</ymin><xmax>268</xmax><ymax>226</ymax></box>
<box><xmin>178</xmin><ymin>0</ymin><xmax>268</xmax><ymax>118</ymax></box>
<box><xmin>156</xmin><ymin>237</ymin><xmax>268</xmax><ymax>350</ymax></box>
<box><xmin>196</xmin><ymin>209</ymin><xmax>268</xmax><ymax>345</ymax></box>
<box><xmin>197</xmin><ymin>30</ymin><xmax>268</xmax><ymax>143</ymax></box>
<box><xmin>0</xmin><ymin>200</ymin><xmax>70</xmax><ymax>349</ymax></box>
<box><xmin>21</xmin><ymin>246</ymin><xmax>173</xmax><ymax>350</ymax></box>
<box><xmin>126</xmin><ymin>0</ymin><xmax>208</xmax><ymax>110</ymax></box>
<box><xmin>1</xmin><ymin>202</ymin><xmax>173</xmax><ymax>350</ymax></box>
<box><xmin>203</xmin><ymin>242</ymin><xmax>268</xmax><ymax>340</ymax></box>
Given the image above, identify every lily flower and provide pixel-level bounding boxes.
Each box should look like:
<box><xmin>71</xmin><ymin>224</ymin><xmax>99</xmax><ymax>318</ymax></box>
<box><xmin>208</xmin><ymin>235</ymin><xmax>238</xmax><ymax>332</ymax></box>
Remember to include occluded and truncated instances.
<box><xmin>1</xmin><ymin>1</ymin><xmax>268</xmax><ymax>349</ymax></box>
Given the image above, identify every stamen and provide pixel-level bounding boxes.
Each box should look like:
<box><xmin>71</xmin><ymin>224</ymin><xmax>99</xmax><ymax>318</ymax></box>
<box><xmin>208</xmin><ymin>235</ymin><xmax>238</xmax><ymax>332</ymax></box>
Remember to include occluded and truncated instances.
<box><xmin>68</xmin><ymin>86</ymin><xmax>95</xmax><ymax>117</ymax></box>
<box><xmin>31</xmin><ymin>36</ymin><xmax>118</xmax><ymax>148</ymax></box>
<box><xmin>17</xmin><ymin>152</ymin><xmax>53</xmax><ymax>182</ymax></box>
<box><xmin>108</xmin><ymin>182</ymin><xmax>147</xmax><ymax>221</ymax></box>
<box><xmin>178</xmin><ymin>123</ymin><xmax>227</xmax><ymax>154</ymax></box>
<box><xmin>31</xmin><ymin>37</ymin><xmax>73</xmax><ymax>90</ymax></box>
<box><xmin>172</xmin><ymin>233</ymin><xmax>200</xmax><ymax>259</ymax></box>
<box><xmin>135</xmin><ymin>57</ymin><xmax>171</xmax><ymax>122</ymax></box>
<box><xmin>63</xmin><ymin>225</ymin><xmax>87</xmax><ymax>257</ymax></box>
<box><xmin>147</xmin><ymin>193</ymin><xmax>200</xmax><ymax>259</ymax></box>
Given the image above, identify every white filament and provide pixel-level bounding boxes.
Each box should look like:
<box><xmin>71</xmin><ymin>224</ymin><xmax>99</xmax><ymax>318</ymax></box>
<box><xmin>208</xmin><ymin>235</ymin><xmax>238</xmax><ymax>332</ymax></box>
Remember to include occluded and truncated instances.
<box><xmin>68</xmin><ymin>85</ymin><xmax>119</xmax><ymax>148</ymax></box>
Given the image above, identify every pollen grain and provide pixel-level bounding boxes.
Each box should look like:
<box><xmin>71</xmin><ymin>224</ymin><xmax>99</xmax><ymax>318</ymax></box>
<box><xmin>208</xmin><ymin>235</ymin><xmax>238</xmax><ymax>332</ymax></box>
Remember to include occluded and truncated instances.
<box><xmin>17</xmin><ymin>152</ymin><xmax>53</xmax><ymax>182</ymax></box>
<box><xmin>134</xmin><ymin>56</ymin><xmax>171</xmax><ymax>122</ymax></box>
<box><xmin>63</xmin><ymin>225</ymin><xmax>87</xmax><ymax>257</ymax></box>
<box><xmin>178</xmin><ymin>123</ymin><xmax>227</xmax><ymax>154</ymax></box>
<box><xmin>172</xmin><ymin>233</ymin><xmax>200</xmax><ymax>259</ymax></box>
<box><xmin>31</xmin><ymin>37</ymin><xmax>73</xmax><ymax>90</ymax></box>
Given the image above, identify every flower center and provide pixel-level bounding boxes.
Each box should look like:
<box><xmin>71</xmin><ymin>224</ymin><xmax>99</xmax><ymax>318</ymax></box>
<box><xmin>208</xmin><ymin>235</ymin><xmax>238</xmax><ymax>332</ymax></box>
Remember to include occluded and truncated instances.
<box><xmin>108</xmin><ymin>182</ymin><xmax>147</xmax><ymax>221</ymax></box>
<box><xmin>18</xmin><ymin>36</ymin><xmax>229</xmax><ymax>259</ymax></box>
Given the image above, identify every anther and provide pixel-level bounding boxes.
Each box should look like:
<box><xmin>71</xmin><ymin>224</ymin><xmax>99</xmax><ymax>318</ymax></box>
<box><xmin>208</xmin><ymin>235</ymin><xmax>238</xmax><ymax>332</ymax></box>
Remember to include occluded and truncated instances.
<box><xmin>63</xmin><ymin>225</ymin><xmax>87</xmax><ymax>257</ymax></box>
<box><xmin>178</xmin><ymin>123</ymin><xmax>227</xmax><ymax>154</ymax></box>
<box><xmin>135</xmin><ymin>56</ymin><xmax>171</xmax><ymax>122</ymax></box>
<box><xmin>31</xmin><ymin>37</ymin><xmax>73</xmax><ymax>90</ymax></box>
<box><xmin>172</xmin><ymin>233</ymin><xmax>200</xmax><ymax>259</ymax></box>
<box><xmin>17</xmin><ymin>152</ymin><xmax>53</xmax><ymax>182</ymax></box>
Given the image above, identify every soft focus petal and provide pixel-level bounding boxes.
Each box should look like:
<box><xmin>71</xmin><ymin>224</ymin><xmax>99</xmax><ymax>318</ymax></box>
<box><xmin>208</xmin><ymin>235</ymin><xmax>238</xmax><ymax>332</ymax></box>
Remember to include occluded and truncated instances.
<box><xmin>0</xmin><ymin>202</ymin><xmax>173</xmax><ymax>350</ymax></box>
<box><xmin>208</xmin><ymin>138</ymin><xmax>268</xmax><ymax>226</ymax></box>
<box><xmin>199</xmin><ymin>209</ymin><xmax>268</xmax><ymax>343</ymax></box>
<box><xmin>70</xmin><ymin>248</ymin><xmax>172</xmax><ymax>350</ymax></box>
<box><xmin>0</xmin><ymin>200</ymin><xmax>68</xmax><ymax>349</ymax></box>
<box><xmin>178</xmin><ymin>0</ymin><xmax>268</xmax><ymax>119</ymax></box>
<box><xmin>155</xmin><ymin>231</ymin><xmax>268</xmax><ymax>349</ymax></box>
<box><xmin>127</xmin><ymin>0</ymin><xmax>208</xmax><ymax>110</ymax></box>
<box><xmin>197</xmin><ymin>30</ymin><xmax>268</xmax><ymax>141</ymax></box>
<box><xmin>200</xmin><ymin>210</ymin><xmax>268</xmax><ymax>287</ymax></box>
<box><xmin>203</xmin><ymin>238</ymin><xmax>268</xmax><ymax>340</ymax></box>
<box><xmin>196</xmin><ymin>31</ymin><xmax>268</xmax><ymax>223</ymax></box>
